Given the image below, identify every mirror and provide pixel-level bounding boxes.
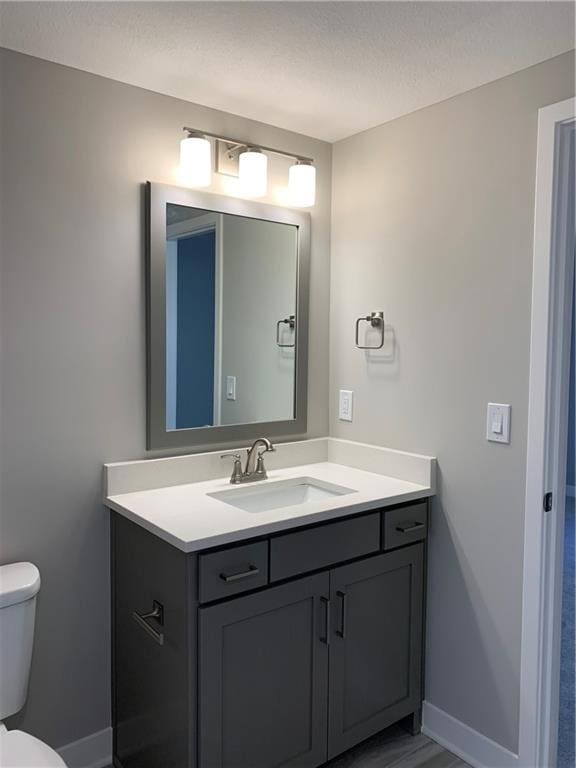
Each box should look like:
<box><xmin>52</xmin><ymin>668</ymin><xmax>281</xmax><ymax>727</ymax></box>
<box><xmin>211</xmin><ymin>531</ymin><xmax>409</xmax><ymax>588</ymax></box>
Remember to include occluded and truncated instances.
<box><xmin>166</xmin><ymin>204</ymin><xmax>298</xmax><ymax>429</ymax></box>
<box><xmin>146</xmin><ymin>183</ymin><xmax>310</xmax><ymax>450</ymax></box>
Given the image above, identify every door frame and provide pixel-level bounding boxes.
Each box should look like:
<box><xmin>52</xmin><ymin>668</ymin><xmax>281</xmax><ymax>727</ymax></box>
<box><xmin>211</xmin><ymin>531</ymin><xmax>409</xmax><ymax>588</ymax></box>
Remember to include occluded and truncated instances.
<box><xmin>519</xmin><ymin>97</ymin><xmax>575</xmax><ymax>768</ymax></box>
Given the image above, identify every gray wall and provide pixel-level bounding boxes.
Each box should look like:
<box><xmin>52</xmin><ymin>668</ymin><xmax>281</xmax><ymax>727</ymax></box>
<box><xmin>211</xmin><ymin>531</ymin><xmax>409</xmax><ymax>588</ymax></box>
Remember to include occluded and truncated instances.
<box><xmin>330</xmin><ymin>51</ymin><xmax>575</xmax><ymax>753</ymax></box>
<box><xmin>0</xmin><ymin>48</ymin><xmax>331</xmax><ymax>749</ymax></box>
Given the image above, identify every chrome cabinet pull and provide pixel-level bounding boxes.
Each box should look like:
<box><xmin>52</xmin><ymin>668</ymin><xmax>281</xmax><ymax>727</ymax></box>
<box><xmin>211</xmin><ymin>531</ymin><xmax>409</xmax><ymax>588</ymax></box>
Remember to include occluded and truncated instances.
<box><xmin>276</xmin><ymin>315</ymin><xmax>296</xmax><ymax>347</ymax></box>
<box><xmin>219</xmin><ymin>565</ymin><xmax>260</xmax><ymax>583</ymax></box>
<box><xmin>132</xmin><ymin>600</ymin><xmax>165</xmax><ymax>646</ymax></box>
<box><xmin>336</xmin><ymin>590</ymin><xmax>347</xmax><ymax>639</ymax></box>
<box><xmin>395</xmin><ymin>521</ymin><xmax>425</xmax><ymax>533</ymax></box>
<box><xmin>320</xmin><ymin>596</ymin><xmax>331</xmax><ymax>645</ymax></box>
<box><xmin>355</xmin><ymin>311</ymin><xmax>384</xmax><ymax>349</ymax></box>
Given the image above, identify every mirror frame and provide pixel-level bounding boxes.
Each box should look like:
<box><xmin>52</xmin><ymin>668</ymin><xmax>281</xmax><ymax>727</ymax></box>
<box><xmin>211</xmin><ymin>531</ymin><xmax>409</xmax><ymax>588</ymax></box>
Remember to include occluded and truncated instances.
<box><xmin>146</xmin><ymin>181</ymin><xmax>311</xmax><ymax>450</ymax></box>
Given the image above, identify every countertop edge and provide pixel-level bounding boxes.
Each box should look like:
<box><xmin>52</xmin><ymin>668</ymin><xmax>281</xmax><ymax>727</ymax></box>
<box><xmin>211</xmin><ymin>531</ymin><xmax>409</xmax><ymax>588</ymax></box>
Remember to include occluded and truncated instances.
<box><xmin>105</xmin><ymin>485</ymin><xmax>434</xmax><ymax>553</ymax></box>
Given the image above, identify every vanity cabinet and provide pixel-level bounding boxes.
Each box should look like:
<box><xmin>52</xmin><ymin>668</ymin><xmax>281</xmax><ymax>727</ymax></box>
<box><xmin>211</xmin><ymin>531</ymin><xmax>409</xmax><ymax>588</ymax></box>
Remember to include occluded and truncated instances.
<box><xmin>199</xmin><ymin>574</ymin><xmax>329</xmax><ymax>768</ymax></box>
<box><xmin>327</xmin><ymin>547</ymin><xmax>423</xmax><ymax>758</ymax></box>
<box><xmin>111</xmin><ymin>499</ymin><xmax>429</xmax><ymax>768</ymax></box>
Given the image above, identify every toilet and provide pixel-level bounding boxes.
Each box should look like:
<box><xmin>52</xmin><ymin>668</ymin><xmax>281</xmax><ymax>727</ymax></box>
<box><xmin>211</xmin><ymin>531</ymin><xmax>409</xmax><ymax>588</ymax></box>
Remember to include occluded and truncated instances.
<box><xmin>0</xmin><ymin>563</ymin><xmax>67</xmax><ymax>767</ymax></box>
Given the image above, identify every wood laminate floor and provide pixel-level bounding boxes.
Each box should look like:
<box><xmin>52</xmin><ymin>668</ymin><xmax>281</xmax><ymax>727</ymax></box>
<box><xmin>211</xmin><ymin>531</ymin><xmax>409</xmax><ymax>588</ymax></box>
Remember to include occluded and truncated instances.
<box><xmin>324</xmin><ymin>725</ymin><xmax>469</xmax><ymax>768</ymax></box>
<box><xmin>106</xmin><ymin>725</ymin><xmax>470</xmax><ymax>768</ymax></box>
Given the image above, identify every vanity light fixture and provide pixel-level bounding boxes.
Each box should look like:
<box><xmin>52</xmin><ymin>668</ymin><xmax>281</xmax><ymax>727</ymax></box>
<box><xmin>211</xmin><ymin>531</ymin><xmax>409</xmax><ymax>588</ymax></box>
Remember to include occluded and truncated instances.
<box><xmin>238</xmin><ymin>147</ymin><xmax>268</xmax><ymax>198</ymax></box>
<box><xmin>180</xmin><ymin>126</ymin><xmax>316</xmax><ymax>206</ymax></box>
<box><xmin>288</xmin><ymin>160</ymin><xmax>316</xmax><ymax>208</ymax></box>
<box><xmin>180</xmin><ymin>131</ymin><xmax>212</xmax><ymax>187</ymax></box>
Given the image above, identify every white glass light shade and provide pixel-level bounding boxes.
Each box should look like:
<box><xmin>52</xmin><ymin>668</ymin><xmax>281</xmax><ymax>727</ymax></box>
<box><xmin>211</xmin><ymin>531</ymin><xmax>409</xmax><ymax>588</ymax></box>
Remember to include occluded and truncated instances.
<box><xmin>180</xmin><ymin>136</ymin><xmax>212</xmax><ymax>187</ymax></box>
<box><xmin>288</xmin><ymin>162</ymin><xmax>316</xmax><ymax>207</ymax></box>
<box><xmin>238</xmin><ymin>149</ymin><xmax>268</xmax><ymax>198</ymax></box>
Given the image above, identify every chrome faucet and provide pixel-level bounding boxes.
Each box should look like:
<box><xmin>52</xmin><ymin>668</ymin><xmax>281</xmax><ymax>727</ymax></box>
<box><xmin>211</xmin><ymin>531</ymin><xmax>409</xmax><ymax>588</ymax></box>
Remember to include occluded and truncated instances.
<box><xmin>221</xmin><ymin>438</ymin><xmax>275</xmax><ymax>484</ymax></box>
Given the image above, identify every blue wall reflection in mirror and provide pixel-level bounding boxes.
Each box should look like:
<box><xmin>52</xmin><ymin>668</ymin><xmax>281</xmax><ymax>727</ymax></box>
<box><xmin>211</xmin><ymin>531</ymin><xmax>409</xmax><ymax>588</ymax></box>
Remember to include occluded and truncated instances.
<box><xmin>167</xmin><ymin>229</ymin><xmax>216</xmax><ymax>429</ymax></box>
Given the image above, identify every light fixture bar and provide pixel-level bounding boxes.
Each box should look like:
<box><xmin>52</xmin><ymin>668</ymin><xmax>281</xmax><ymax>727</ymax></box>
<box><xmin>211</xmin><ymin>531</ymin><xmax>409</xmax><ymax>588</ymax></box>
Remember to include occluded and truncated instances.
<box><xmin>182</xmin><ymin>127</ymin><xmax>314</xmax><ymax>164</ymax></box>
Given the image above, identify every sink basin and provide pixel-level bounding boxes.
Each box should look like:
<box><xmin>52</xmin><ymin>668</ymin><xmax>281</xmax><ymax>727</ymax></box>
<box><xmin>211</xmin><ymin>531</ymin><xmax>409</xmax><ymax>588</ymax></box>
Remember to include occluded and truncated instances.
<box><xmin>209</xmin><ymin>477</ymin><xmax>356</xmax><ymax>513</ymax></box>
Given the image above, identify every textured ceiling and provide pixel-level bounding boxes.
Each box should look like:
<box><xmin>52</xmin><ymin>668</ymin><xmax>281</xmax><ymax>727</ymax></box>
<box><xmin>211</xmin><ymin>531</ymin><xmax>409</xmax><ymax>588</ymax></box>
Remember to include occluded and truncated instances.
<box><xmin>0</xmin><ymin>1</ymin><xmax>573</xmax><ymax>142</ymax></box>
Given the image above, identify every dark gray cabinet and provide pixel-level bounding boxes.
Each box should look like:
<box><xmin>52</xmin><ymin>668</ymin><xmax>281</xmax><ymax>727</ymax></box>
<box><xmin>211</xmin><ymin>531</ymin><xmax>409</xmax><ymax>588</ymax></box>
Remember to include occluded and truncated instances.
<box><xmin>112</xmin><ymin>514</ymin><xmax>194</xmax><ymax>768</ymax></box>
<box><xmin>111</xmin><ymin>499</ymin><xmax>429</xmax><ymax>768</ymax></box>
<box><xmin>328</xmin><ymin>546</ymin><xmax>424</xmax><ymax>758</ymax></box>
<box><xmin>199</xmin><ymin>574</ymin><xmax>330</xmax><ymax>768</ymax></box>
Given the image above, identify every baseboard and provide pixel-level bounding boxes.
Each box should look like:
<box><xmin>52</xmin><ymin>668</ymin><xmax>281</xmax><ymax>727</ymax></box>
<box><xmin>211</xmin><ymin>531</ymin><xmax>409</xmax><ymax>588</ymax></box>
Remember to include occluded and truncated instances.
<box><xmin>422</xmin><ymin>702</ymin><xmax>519</xmax><ymax>768</ymax></box>
<box><xmin>57</xmin><ymin>727</ymin><xmax>112</xmax><ymax>768</ymax></box>
<box><xmin>566</xmin><ymin>484</ymin><xmax>575</xmax><ymax>498</ymax></box>
<box><xmin>53</xmin><ymin>704</ymin><xmax>525</xmax><ymax>768</ymax></box>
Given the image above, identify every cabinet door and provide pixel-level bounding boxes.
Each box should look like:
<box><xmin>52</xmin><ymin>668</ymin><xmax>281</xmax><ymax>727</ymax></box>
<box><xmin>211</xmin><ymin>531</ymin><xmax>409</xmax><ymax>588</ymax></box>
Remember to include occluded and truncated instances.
<box><xmin>328</xmin><ymin>545</ymin><xmax>424</xmax><ymax>758</ymax></box>
<box><xmin>199</xmin><ymin>573</ymin><xmax>330</xmax><ymax>768</ymax></box>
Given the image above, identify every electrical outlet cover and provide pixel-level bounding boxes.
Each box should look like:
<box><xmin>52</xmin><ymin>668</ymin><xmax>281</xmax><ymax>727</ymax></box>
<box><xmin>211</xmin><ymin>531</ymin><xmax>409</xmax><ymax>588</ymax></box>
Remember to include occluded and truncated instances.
<box><xmin>339</xmin><ymin>390</ymin><xmax>353</xmax><ymax>422</ymax></box>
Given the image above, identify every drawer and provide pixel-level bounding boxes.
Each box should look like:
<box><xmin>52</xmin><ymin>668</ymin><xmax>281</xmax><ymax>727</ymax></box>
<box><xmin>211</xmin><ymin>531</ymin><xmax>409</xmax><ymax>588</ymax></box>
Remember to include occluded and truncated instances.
<box><xmin>270</xmin><ymin>513</ymin><xmax>380</xmax><ymax>582</ymax></box>
<box><xmin>199</xmin><ymin>541</ymin><xmax>269</xmax><ymax>603</ymax></box>
<box><xmin>382</xmin><ymin>501</ymin><xmax>428</xmax><ymax>550</ymax></box>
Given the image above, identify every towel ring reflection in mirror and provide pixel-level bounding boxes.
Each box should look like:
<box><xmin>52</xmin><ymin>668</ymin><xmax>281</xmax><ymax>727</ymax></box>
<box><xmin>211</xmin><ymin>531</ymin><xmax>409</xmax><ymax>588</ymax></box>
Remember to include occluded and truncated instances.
<box><xmin>276</xmin><ymin>315</ymin><xmax>296</xmax><ymax>348</ymax></box>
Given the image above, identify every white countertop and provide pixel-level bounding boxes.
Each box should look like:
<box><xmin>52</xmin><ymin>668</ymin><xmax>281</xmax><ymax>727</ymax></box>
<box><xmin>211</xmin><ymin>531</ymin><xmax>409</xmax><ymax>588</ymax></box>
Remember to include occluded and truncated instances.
<box><xmin>106</xmin><ymin>460</ymin><xmax>433</xmax><ymax>552</ymax></box>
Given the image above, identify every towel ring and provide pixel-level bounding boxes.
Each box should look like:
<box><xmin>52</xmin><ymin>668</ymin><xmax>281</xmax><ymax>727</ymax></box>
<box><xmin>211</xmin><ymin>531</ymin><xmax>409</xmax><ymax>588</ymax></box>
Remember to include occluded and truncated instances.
<box><xmin>355</xmin><ymin>311</ymin><xmax>384</xmax><ymax>349</ymax></box>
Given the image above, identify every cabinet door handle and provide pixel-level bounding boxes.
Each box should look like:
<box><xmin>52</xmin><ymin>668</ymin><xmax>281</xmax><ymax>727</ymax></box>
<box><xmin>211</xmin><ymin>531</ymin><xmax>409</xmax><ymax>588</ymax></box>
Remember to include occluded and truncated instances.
<box><xmin>320</xmin><ymin>597</ymin><xmax>331</xmax><ymax>645</ymax></box>
<box><xmin>395</xmin><ymin>521</ymin><xmax>425</xmax><ymax>533</ymax></box>
<box><xmin>132</xmin><ymin>600</ymin><xmax>165</xmax><ymax>646</ymax></box>
<box><xmin>336</xmin><ymin>590</ymin><xmax>347</xmax><ymax>639</ymax></box>
<box><xmin>219</xmin><ymin>565</ymin><xmax>260</xmax><ymax>583</ymax></box>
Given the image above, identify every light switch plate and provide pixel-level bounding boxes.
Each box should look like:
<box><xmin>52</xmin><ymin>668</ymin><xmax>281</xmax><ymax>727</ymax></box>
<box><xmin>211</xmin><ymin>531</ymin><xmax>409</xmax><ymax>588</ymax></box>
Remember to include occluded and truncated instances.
<box><xmin>339</xmin><ymin>390</ymin><xmax>353</xmax><ymax>422</ymax></box>
<box><xmin>486</xmin><ymin>403</ymin><xmax>511</xmax><ymax>443</ymax></box>
<box><xmin>226</xmin><ymin>376</ymin><xmax>237</xmax><ymax>401</ymax></box>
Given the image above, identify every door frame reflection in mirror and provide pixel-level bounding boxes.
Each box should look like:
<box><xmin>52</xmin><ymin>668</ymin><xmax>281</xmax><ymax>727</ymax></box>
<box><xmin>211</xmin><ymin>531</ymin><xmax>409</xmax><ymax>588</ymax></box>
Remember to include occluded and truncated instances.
<box><xmin>146</xmin><ymin>182</ymin><xmax>310</xmax><ymax>451</ymax></box>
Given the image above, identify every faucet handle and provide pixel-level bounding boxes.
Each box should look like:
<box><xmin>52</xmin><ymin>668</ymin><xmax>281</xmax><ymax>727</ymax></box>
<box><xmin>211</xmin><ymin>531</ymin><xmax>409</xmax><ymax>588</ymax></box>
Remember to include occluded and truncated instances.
<box><xmin>255</xmin><ymin>452</ymin><xmax>268</xmax><ymax>479</ymax></box>
<box><xmin>220</xmin><ymin>453</ymin><xmax>243</xmax><ymax>484</ymax></box>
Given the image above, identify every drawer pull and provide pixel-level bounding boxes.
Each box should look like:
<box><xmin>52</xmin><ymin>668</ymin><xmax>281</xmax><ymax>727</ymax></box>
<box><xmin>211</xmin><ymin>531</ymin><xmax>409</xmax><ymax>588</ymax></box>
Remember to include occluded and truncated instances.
<box><xmin>320</xmin><ymin>596</ymin><xmax>331</xmax><ymax>645</ymax></box>
<box><xmin>219</xmin><ymin>565</ymin><xmax>260</xmax><ymax>583</ymax></box>
<box><xmin>336</xmin><ymin>590</ymin><xmax>347</xmax><ymax>639</ymax></box>
<box><xmin>395</xmin><ymin>522</ymin><xmax>425</xmax><ymax>534</ymax></box>
<box><xmin>132</xmin><ymin>600</ymin><xmax>165</xmax><ymax>646</ymax></box>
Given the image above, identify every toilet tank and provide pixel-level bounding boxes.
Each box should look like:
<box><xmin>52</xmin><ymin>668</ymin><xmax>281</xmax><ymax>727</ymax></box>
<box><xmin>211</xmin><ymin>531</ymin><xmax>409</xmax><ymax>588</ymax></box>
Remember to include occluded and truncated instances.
<box><xmin>0</xmin><ymin>563</ymin><xmax>41</xmax><ymax>720</ymax></box>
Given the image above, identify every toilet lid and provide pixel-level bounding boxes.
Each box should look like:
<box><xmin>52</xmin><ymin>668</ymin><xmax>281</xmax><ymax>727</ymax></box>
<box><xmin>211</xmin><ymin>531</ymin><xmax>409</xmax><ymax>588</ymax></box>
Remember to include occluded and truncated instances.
<box><xmin>0</xmin><ymin>729</ymin><xmax>67</xmax><ymax>768</ymax></box>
